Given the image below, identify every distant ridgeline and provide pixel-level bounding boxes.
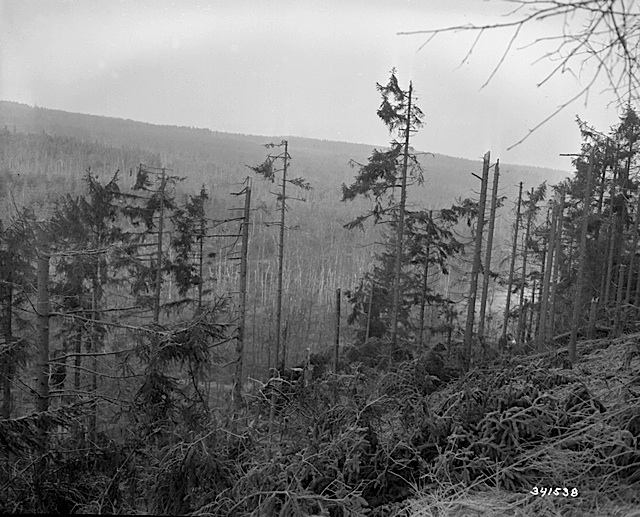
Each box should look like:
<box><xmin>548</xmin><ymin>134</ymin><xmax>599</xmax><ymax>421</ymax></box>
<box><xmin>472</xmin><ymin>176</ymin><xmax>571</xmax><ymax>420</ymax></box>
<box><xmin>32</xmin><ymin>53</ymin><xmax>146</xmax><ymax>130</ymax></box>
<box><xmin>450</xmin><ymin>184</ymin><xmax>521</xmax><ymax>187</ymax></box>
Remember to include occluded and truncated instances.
<box><xmin>0</xmin><ymin>100</ymin><xmax>567</xmax><ymax>209</ymax></box>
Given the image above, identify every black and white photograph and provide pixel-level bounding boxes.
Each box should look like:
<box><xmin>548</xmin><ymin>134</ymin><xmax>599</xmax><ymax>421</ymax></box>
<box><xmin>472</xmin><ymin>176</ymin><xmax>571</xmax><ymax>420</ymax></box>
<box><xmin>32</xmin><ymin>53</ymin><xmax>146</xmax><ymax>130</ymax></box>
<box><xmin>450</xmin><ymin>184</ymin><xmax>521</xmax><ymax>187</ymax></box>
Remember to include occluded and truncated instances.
<box><xmin>0</xmin><ymin>1</ymin><xmax>639</xmax><ymax>515</ymax></box>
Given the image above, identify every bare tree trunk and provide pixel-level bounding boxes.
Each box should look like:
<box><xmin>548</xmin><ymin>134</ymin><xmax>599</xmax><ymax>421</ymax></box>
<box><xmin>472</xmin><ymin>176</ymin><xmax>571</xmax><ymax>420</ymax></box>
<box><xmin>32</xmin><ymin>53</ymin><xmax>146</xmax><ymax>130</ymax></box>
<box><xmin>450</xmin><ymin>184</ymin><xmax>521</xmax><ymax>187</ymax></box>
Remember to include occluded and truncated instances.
<box><xmin>593</xmin><ymin>139</ymin><xmax>610</xmax><ymax>242</ymax></box>
<box><xmin>603</xmin><ymin>214</ymin><xmax>617</xmax><ymax>308</ymax></box>
<box><xmin>463</xmin><ymin>151</ymin><xmax>490</xmax><ymax>370</ymax></box>
<box><xmin>478</xmin><ymin>160</ymin><xmax>499</xmax><ymax>341</ymax></box>
<box><xmin>418</xmin><ymin>210</ymin><xmax>433</xmax><ymax>346</ymax></box>
<box><xmin>517</xmin><ymin>189</ymin><xmax>534</xmax><ymax>348</ymax></box>
<box><xmin>334</xmin><ymin>288</ymin><xmax>341</xmax><ymax>375</ymax></box>
<box><xmin>538</xmin><ymin>188</ymin><xmax>562</xmax><ymax>348</ymax></box>
<box><xmin>1</xmin><ymin>277</ymin><xmax>12</xmax><ymax>419</ymax></box>
<box><xmin>36</xmin><ymin>225</ymin><xmax>50</xmax><ymax>414</ymax></box>
<box><xmin>569</xmin><ymin>149</ymin><xmax>595</xmax><ymax>363</ymax></box>
<box><xmin>197</xmin><ymin>215</ymin><xmax>205</xmax><ymax>312</ymax></box>
<box><xmin>281</xmin><ymin>321</ymin><xmax>289</xmax><ymax>371</ymax></box>
<box><xmin>88</xmin><ymin>253</ymin><xmax>103</xmax><ymax>446</ymax></box>
<box><xmin>603</xmin><ymin>146</ymin><xmax>621</xmax><ymax>309</ymax></box>
<box><xmin>74</xmin><ymin>326</ymin><xmax>82</xmax><ymax>392</ymax></box>
<box><xmin>548</xmin><ymin>188</ymin><xmax>565</xmax><ymax>338</ymax></box>
<box><xmin>275</xmin><ymin>141</ymin><xmax>288</xmax><ymax>370</ymax></box>
<box><xmin>533</xmin><ymin>211</ymin><xmax>548</xmax><ymax>343</ymax></box>
<box><xmin>527</xmin><ymin>278</ymin><xmax>537</xmax><ymax>346</ymax></box>
<box><xmin>624</xmin><ymin>187</ymin><xmax>640</xmax><ymax>326</ymax></box>
<box><xmin>365</xmin><ymin>278</ymin><xmax>373</xmax><ymax>342</ymax></box>
<box><xmin>502</xmin><ymin>182</ymin><xmax>523</xmax><ymax>342</ymax></box>
<box><xmin>234</xmin><ymin>181</ymin><xmax>251</xmax><ymax>409</ymax></box>
<box><xmin>35</xmin><ymin>224</ymin><xmax>50</xmax><ymax>517</ymax></box>
<box><xmin>154</xmin><ymin>168</ymin><xmax>166</xmax><ymax>324</ymax></box>
<box><xmin>613</xmin><ymin>264</ymin><xmax>626</xmax><ymax>337</ymax></box>
<box><xmin>270</xmin><ymin>150</ymin><xmax>289</xmax><ymax>442</ymax></box>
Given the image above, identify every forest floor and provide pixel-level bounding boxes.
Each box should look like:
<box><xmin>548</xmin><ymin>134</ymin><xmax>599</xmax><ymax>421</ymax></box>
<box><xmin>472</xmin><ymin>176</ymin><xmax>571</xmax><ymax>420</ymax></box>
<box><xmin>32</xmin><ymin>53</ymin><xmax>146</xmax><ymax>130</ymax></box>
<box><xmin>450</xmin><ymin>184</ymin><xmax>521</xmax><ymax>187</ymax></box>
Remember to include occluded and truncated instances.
<box><xmin>3</xmin><ymin>330</ymin><xmax>640</xmax><ymax>516</ymax></box>
<box><xmin>394</xmin><ymin>332</ymin><xmax>640</xmax><ymax>517</ymax></box>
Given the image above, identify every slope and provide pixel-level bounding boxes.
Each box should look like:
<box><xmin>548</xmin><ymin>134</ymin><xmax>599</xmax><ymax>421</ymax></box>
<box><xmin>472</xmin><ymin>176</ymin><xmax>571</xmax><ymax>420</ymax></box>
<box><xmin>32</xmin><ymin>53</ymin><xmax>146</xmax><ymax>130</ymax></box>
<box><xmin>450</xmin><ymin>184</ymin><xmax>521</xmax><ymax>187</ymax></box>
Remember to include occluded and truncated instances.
<box><xmin>0</xmin><ymin>100</ymin><xmax>568</xmax><ymax>205</ymax></box>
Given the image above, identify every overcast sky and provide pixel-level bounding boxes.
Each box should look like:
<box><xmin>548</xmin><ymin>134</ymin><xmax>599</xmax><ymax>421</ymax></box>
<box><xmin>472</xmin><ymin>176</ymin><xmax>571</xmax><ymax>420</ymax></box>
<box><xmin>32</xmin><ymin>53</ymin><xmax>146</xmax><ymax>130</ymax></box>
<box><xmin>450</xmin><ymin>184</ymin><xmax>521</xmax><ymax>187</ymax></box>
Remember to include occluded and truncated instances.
<box><xmin>0</xmin><ymin>0</ymin><xmax>627</xmax><ymax>171</ymax></box>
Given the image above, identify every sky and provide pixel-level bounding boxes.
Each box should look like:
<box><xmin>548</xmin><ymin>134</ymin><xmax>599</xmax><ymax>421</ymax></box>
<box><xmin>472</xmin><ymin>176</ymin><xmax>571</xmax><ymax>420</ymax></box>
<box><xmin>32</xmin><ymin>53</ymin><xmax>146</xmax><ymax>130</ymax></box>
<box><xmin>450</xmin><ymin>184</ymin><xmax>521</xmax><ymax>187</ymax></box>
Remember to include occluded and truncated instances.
<box><xmin>0</xmin><ymin>0</ymin><xmax>629</xmax><ymax>171</ymax></box>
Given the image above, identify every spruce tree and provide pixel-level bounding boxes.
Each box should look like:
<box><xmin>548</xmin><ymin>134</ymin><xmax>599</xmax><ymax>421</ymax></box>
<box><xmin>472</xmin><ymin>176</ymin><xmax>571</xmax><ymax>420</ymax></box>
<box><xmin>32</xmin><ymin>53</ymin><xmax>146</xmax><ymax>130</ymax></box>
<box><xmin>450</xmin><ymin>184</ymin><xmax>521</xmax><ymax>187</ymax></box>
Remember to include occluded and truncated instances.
<box><xmin>342</xmin><ymin>68</ymin><xmax>424</xmax><ymax>347</ymax></box>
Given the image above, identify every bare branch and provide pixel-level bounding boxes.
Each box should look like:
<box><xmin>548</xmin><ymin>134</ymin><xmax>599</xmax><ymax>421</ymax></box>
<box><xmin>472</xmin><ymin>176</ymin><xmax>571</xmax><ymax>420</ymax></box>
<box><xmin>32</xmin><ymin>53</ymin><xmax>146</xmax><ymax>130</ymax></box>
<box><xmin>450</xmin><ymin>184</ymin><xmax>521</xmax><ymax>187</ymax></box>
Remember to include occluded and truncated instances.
<box><xmin>481</xmin><ymin>24</ymin><xmax>523</xmax><ymax>89</ymax></box>
<box><xmin>400</xmin><ymin>0</ymin><xmax>640</xmax><ymax>146</ymax></box>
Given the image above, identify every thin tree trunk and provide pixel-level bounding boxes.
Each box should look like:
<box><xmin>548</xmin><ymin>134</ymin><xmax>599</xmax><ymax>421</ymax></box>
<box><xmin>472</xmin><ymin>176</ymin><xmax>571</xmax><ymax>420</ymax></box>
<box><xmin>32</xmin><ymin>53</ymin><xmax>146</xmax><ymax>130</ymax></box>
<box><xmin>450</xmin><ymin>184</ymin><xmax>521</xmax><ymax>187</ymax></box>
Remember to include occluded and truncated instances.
<box><xmin>36</xmin><ymin>225</ymin><xmax>50</xmax><ymax>414</ymax></box>
<box><xmin>548</xmin><ymin>188</ymin><xmax>565</xmax><ymax>338</ymax></box>
<box><xmin>623</xmin><ymin>139</ymin><xmax>637</xmax><ymax>322</ymax></box>
<box><xmin>587</xmin><ymin>298</ymin><xmax>598</xmax><ymax>339</ymax></box>
<box><xmin>539</xmin><ymin>189</ymin><xmax>561</xmax><ymax>348</ymax></box>
<box><xmin>613</xmin><ymin>264</ymin><xmax>626</xmax><ymax>337</ymax></box>
<box><xmin>390</xmin><ymin>82</ymin><xmax>413</xmax><ymax>346</ymax></box>
<box><xmin>463</xmin><ymin>151</ymin><xmax>490</xmax><ymax>370</ymax></box>
<box><xmin>535</xmin><ymin>212</ymin><xmax>549</xmax><ymax>341</ymax></box>
<box><xmin>604</xmin><ymin>146</ymin><xmax>621</xmax><ymax>308</ymax></box>
<box><xmin>567</xmin><ymin>233</ymin><xmax>574</xmax><ymax>273</ymax></box>
<box><xmin>527</xmin><ymin>278</ymin><xmax>537</xmax><ymax>346</ymax></box>
<box><xmin>1</xmin><ymin>277</ymin><xmax>12</xmax><ymax>419</ymax></box>
<box><xmin>154</xmin><ymin>168</ymin><xmax>166</xmax><ymax>325</ymax></box>
<box><xmin>334</xmin><ymin>288</ymin><xmax>341</xmax><ymax>374</ymax></box>
<box><xmin>275</xmin><ymin>141</ymin><xmax>288</xmax><ymax>370</ymax></box>
<box><xmin>197</xmin><ymin>214</ymin><xmax>205</xmax><ymax>312</ymax></box>
<box><xmin>517</xmin><ymin>189</ymin><xmax>534</xmax><ymax>348</ymax></box>
<box><xmin>502</xmin><ymin>182</ymin><xmax>523</xmax><ymax>342</ymax></box>
<box><xmin>446</xmin><ymin>302</ymin><xmax>454</xmax><ymax>351</ymax></box>
<box><xmin>270</xmin><ymin>148</ymin><xmax>289</xmax><ymax>442</ymax></box>
<box><xmin>603</xmin><ymin>214</ymin><xmax>617</xmax><ymax>308</ymax></box>
<box><xmin>89</xmin><ymin>251</ymin><xmax>103</xmax><ymax>446</ymax></box>
<box><xmin>234</xmin><ymin>181</ymin><xmax>251</xmax><ymax>409</ymax></box>
<box><xmin>624</xmin><ymin>187</ymin><xmax>640</xmax><ymax>319</ymax></box>
<box><xmin>593</xmin><ymin>139</ymin><xmax>610</xmax><ymax>242</ymax></box>
<box><xmin>478</xmin><ymin>160</ymin><xmax>499</xmax><ymax>341</ymax></box>
<box><xmin>74</xmin><ymin>326</ymin><xmax>82</xmax><ymax>391</ymax></box>
<box><xmin>418</xmin><ymin>210</ymin><xmax>433</xmax><ymax>346</ymax></box>
<box><xmin>35</xmin><ymin>224</ymin><xmax>50</xmax><ymax>517</ymax></box>
<box><xmin>569</xmin><ymin>149</ymin><xmax>595</xmax><ymax>363</ymax></box>
<box><xmin>613</xmin><ymin>142</ymin><xmax>629</xmax><ymax>281</ymax></box>
<box><xmin>365</xmin><ymin>278</ymin><xmax>373</xmax><ymax>342</ymax></box>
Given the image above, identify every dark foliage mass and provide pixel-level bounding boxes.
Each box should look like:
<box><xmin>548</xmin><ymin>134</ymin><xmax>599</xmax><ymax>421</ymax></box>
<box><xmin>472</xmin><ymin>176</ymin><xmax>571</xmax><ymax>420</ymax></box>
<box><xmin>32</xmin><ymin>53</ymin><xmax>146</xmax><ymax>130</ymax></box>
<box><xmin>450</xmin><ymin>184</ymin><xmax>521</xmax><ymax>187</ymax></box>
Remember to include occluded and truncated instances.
<box><xmin>4</xmin><ymin>340</ymin><xmax>638</xmax><ymax>515</ymax></box>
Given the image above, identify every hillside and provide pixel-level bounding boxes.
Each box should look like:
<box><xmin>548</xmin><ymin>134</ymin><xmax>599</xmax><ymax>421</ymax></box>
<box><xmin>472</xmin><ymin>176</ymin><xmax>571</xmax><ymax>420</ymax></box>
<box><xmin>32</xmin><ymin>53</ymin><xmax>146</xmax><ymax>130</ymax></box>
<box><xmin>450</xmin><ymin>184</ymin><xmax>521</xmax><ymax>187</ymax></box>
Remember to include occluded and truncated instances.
<box><xmin>1</xmin><ymin>102</ymin><xmax>639</xmax><ymax>516</ymax></box>
<box><xmin>360</xmin><ymin>335</ymin><xmax>640</xmax><ymax>516</ymax></box>
<box><xmin>0</xmin><ymin>99</ymin><xmax>574</xmax><ymax>377</ymax></box>
<box><xmin>0</xmin><ymin>100</ymin><xmax>568</xmax><ymax>205</ymax></box>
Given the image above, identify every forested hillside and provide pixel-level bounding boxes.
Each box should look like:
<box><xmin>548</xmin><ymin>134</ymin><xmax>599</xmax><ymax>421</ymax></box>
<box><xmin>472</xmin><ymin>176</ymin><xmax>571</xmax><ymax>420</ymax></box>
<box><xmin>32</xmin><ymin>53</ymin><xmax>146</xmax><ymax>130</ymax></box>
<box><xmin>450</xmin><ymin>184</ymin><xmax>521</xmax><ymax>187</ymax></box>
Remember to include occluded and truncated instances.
<box><xmin>0</xmin><ymin>100</ymin><xmax>568</xmax><ymax>374</ymax></box>
<box><xmin>0</xmin><ymin>100</ymin><xmax>566</xmax><ymax>203</ymax></box>
<box><xmin>1</xmin><ymin>93</ymin><xmax>638</xmax><ymax>516</ymax></box>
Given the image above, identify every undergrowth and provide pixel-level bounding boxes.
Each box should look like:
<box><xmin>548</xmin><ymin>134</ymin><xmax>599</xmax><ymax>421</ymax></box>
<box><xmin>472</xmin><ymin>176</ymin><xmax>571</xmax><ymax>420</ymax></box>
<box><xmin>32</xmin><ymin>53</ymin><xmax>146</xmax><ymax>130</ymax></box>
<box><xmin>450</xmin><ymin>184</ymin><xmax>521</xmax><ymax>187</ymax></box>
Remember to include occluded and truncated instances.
<box><xmin>1</xmin><ymin>339</ymin><xmax>639</xmax><ymax>515</ymax></box>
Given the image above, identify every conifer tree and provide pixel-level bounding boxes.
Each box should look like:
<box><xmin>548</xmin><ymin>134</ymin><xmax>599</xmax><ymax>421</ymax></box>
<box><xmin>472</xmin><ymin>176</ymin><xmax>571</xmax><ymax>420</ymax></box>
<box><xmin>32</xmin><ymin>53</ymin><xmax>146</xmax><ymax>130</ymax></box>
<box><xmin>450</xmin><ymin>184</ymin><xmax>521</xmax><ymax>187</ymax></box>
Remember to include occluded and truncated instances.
<box><xmin>168</xmin><ymin>185</ymin><xmax>210</xmax><ymax>308</ymax></box>
<box><xmin>345</xmin><ymin>206</ymin><xmax>464</xmax><ymax>360</ymax></box>
<box><xmin>250</xmin><ymin>141</ymin><xmax>311</xmax><ymax>372</ymax></box>
<box><xmin>342</xmin><ymin>68</ymin><xmax>424</xmax><ymax>346</ymax></box>
<box><xmin>0</xmin><ymin>208</ymin><xmax>35</xmax><ymax>418</ymax></box>
<box><xmin>50</xmin><ymin>170</ymin><xmax>126</xmax><ymax>441</ymax></box>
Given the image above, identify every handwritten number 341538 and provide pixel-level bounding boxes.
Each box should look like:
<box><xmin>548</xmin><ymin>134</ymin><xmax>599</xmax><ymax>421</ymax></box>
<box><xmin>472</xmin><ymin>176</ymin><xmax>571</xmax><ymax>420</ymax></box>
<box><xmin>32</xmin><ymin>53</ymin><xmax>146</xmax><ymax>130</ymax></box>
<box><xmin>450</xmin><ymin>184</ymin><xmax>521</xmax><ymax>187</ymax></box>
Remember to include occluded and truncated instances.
<box><xmin>530</xmin><ymin>487</ymin><xmax>579</xmax><ymax>497</ymax></box>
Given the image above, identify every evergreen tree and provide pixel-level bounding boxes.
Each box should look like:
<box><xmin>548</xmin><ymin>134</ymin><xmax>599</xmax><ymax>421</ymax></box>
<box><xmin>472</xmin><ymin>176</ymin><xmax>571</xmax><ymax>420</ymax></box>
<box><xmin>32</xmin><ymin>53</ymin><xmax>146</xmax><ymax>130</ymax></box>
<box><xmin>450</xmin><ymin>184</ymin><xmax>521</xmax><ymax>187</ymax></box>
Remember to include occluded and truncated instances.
<box><xmin>0</xmin><ymin>208</ymin><xmax>36</xmax><ymax>418</ymax></box>
<box><xmin>342</xmin><ymin>68</ymin><xmax>424</xmax><ymax>346</ymax></box>
<box><xmin>168</xmin><ymin>185</ymin><xmax>211</xmax><ymax>308</ymax></box>
<box><xmin>250</xmin><ymin>141</ymin><xmax>311</xmax><ymax>371</ymax></box>
<box><xmin>345</xmin><ymin>206</ymin><xmax>464</xmax><ymax>363</ymax></box>
<box><xmin>50</xmin><ymin>169</ymin><xmax>126</xmax><ymax>441</ymax></box>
